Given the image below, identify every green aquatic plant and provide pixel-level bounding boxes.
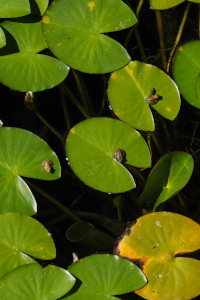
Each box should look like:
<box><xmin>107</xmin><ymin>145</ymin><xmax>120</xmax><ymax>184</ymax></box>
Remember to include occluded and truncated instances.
<box><xmin>1</xmin><ymin>0</ymin><xmax>200</xmax><ymax>299</ymax></box>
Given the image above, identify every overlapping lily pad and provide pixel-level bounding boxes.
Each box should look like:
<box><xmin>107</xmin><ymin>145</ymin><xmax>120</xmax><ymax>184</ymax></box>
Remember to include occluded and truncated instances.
<box><xmin>0</xmin><ymin>264</ymin><xmax>75</xmax><ymax>300</ymax></box>
<box><xmin>0</xmin><ymin>17</ymin><xmax>69</xmax><ymax>92</ymax></box>
<box><xmin>0</xmin><ymin>0</ymin><xmax>49</xmax><ymax>18</ymax></box>
<box><xmin>173</xmin><ymin>40</ymin><xmax>200</xmax><ymax>108</ymax></box>
<box><xmin>108</xmin><ymin>61</ymin><xmax>180</xmax><ymax>131</ymax></box>
<box><xmin>0</xmin><ymin>0</ymin><xmax>30</xmax><ymax>18</ymax></box>
<box><xmin>149</xmin><ymin>0</ymin><xmax>200</xmax><ymax>10</ymax></box>
<box><xmin>0</xmin><ymin>127</ymin><xmax>61</xmax><ymax>215</ymax></box>
<box><xmin>66</xmin><ymin>117</ymin><xmax>151</xmax><ymax>193</ymax></box>
<box><xmin>0</xmin><ymin>213</ymin><xmax>56</xmax><ymax>278</ymax></box>
<box><xmin>63</xmin><ymin>254</ymin><xmax>147</xmax><ymax>300</ymax></box>
<box><xmin>32</xmin><ymin>0</ymin><xmax>49</xmax><ymax>16</ymax></box>
<box><xmin>42</xmin><ymin>0</ymin><xmax>137</xmax><ymax>73</ymax></box>
<box><xmin>137</xmin><ymin>152</ymin><xmax>194</xmax><ymax>211</ymax></box>
<box><xmin>0</xmin><ymin>28</ymin><xmax>6</xmax><ymax>49</ymax></box>
<box><xmin>114</xmin><ymin>212</ymin><xmax>200</xmax><ymax>300</ymax></box>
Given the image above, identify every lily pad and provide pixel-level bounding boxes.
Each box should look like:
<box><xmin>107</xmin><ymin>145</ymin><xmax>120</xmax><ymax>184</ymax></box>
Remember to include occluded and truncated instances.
<box><xmin>0</xmin><ymin>0</ymin><xmax>30</xmax><ymax>18</ymax></box>
<box><xmin>42</xmin><ymin>0</ymin><xmax>137</xmax><ymax>73</ymax></box>
<box><xmin>0</xmin><ymin>263</ymin><xmax>75</xmax><ymax>300</ymax></box>
<box><xmin>150</xmin><ymin>0</ymin><xmax>183</xmax><ymax>9</ymax></box>
<box><xmin>63</xmin><ymin>254</ymin><xmax>147</xmax><ymax>300</ymax></box>
<box><xmin>66</xmin><ymin>117</ymin><xmax>151</xmax><ymax>193</ymax></box>
<box><xmin>194</xmin><ymin>71</ymin><xmax>200</xmax><ymax>99</ymax></box>
<box><xmin>0</xmin><ymin>212</ymin><xmax>56</xmax><ymax>278</ymax></box>
<box><xmin>66</xmin><ymin>222</ymin><xmax>115</xmax><ymax>251</ymax></box>
<box><xmin>0</xmin><ymin>28</ymin><xmax>6</xmax><ymax>49</ymax></box>
<box><xmin>31</xmin><ymin>0</ymin><xmax>49</xmax><ymax>16</ymax></box>
<box><xmin>137</xmin><ymin>152</ymin><xmax>194</xmax><ymax>211</ymax></box>
<box><xmin>0</xmin><ymin>127</ymin><xmax>61</xmax><ymax>215</ymax></box>
<box><xmin>150</xmin><ymin>0</ymin><xmax>200</xmax><ymax>9</ymax></box>
<box><xmin>108</xmin><ymin>61</ymin><xmax>180</xmax><ymax>131</ymax></box>
<box><xmin>173</xmin><ymin>40</ymin><xmax>200</xmax><ymax>108</ymax></box>
<box><xmin>114</xmin><ymin>212</ymin><xmax>200</xmax><ymax>300</ymax></box>
<box><xmin>0</xmin><ymin>17</ymin><xmax>69</xmax><ymax>92</ymax></box>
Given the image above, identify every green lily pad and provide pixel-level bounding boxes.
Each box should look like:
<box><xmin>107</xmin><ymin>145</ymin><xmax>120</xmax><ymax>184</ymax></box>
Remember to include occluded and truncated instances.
<box><xmin>42</xmin><ymin>0</ymin><xmax>137</xmax><ymax>73</ymax></box>
<box><xmin>150</xmin><ymin>0</ymin><xmax>183</xmax><ymax>9</ymax></box>
<box><xmin>0</xmin><ymin>0</ymin><xmax>49</xmax><ymax>18</ymax></box>
<box><xmin>0</xmin><ymin>263</ymin><xmax>75</xmax><ymax>300</ymax></box>
<box><xmin>173</xmin><ymin>40</ymin><xmax>200</xmax><ymax>108</ymax></box>
<box><xmin>0</xmin><ymin>28</ymin><xmax>6</xmax><ymax>49</ymax></box>
<box><xmin>150</xmin><ymin>0</ymin><xmax>200</xmax><ymax>9</ymax></box>
<box><xmin>0</xmin><ymin>17</ymin><xmax>69</xmax><ymax>92</ymax></box>
<box><xmin>137</xmin><ymin>152</ymin><xmax>194</xmax><ymax>211</ymax></box>
<box><xmin>114</xmin><ymin>212</ymin><xmax>200</xmax><ymax>300</ymax></box>
<box><xmin>0</xmin><ymin>127</ymin><xmax>61</xmax><ymax>215</ymax></box>
<box><xmin>0</xmin><ymin>0</ymin><xmax>30</xmax><ymax>18</ymax></box>
<box><xmin>66</xmin><ymin>117</ymin><xmax>151</xmax><ymax>193</ymax></box>
<box><xmin>63</xmin><ymin>254</ymin><xmax>147</xmax><ymax>300</ymax></box>
<box><xmin>0</xmin><ymin>213</ymin><xmax>56</xmax><ymax>278</ymax></box>
<box><xmin>31</xmin><ymin>0</ymin><xmax>49</xmax><ymax>16</ymax></box>
<box><xmin>194</xmin><ymin>71</ymin><xmax>200</xmax><ymax>99</ymax></box>
<box><xmin>108</xmin><ymin>61</ymin><xmax>180</xmax><ymax>131</ymax></box>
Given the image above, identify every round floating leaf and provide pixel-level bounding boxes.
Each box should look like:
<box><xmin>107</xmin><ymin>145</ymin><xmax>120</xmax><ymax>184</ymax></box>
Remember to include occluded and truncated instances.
<box><xmin>63</xmin><ymin>254</ymin><xmax>146</xmax><ymax>300</ymax></box>
<box><xmin>150</xmin><ymin>0</ymin><xmax>183</xmax><ymax>9</ymax></box>
<box><xmin>66</xmin><ymin>222</ymin><xmax>115</xmax><ymax>251</ymax></box>
<box><xmin>0</xmin><ymin>0</ymin><xmax>30</xmax><ymax>18</ymax></box>
<box><xmin>0</xmin><ymin>28</ymin><xmax>6</xmax><ymax>49</ymax></box>
<box><xmin>0</xmin><ymin>264</ymin><xmax>75</xmax><ymax>300</ymax></box>
<box><xmin>0</xmin><ymin>17</ymin><xmax>69</xmax><ymax>92</ymax></box>
<box><xmin>66</xmin><ymin>117</ymin><xmax>151</xmax><ymax>193</ymax></box>
<box><xmin>108</xmin><ymin>61</ymin><xmax>180</xmax><ymax>131</ymax></box>
<box><xmin>114</xmin><ymin>212</ymin><xmax>200</xmax><ymax>300</ymax></box>
<box><xmin>0</xmin><ymin>127</ymin><xmax>61</xmax><ymax>215</ymax></box>
<box><xmin>137</xmin><ymin>152</ymin><xmax>194</xmax><ymax>211</ymax></box>
<box><xmin>31</xmin><ymin>0</ymin><xmax>49</xmax><ymax>16</ymax></box>
<box><xmin>0</xmin><ymin>213</ymin><xmax>56</xmax><ymax>278</ymax></box>
<box><xmin>173</xmin><ymin>40</ymin><xmax>200</xmax><ymax>108</ymax></box>
<box><xmin>194</xmin><ymin>71</ymin><xmax>200</xmax><ymax>99</ymax></box>
<box><xmin>42</xmin><ymin>0</ymin><xmax>137</xmax><ymax>73</ymax></box>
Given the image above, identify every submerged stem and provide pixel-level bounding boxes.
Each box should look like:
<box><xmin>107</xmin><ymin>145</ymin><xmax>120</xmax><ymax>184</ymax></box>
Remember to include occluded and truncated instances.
<box><xmin>136</xmin><ymin>0</ymin><xmax>145</xmax><ymax>19</ymax></box>
<box><xmin>59</xmin><ymin>87</ymin><xmax>71</xmax><ymax>131</ymax></box>
<box><xmin>97</xmin><ymin>74</ymin><xmax>107</xmax><ymax>115</ymax></box>
<box><xmin>58</xmin><ymin>82</ymin><xmax>90</xmax><ymax>118</ymax></box>
<box><xmin>72</xmin><ymin>69</ymin><xmax>95</xmax><ymax>116</ymax></box>
<box><xmin>25</xmin><ymin>179</ymin><xmax>82</xmax><ymax>223</ymax></box>
<box><xmin>35</xmin><ymin>110</ymin><xmax>65</xmax><ymax>146</ymax></box>
<box><xmin>155</xmin><ymin>10</ymin><xmax>167</xmax><ymax>71</ymax></box>
<box><xmin>167</xmin><ymin>2</ymin><xmax>192</xmax><ymax>73</ymax></box>
<box><xmin>134</xmin><ymin>27</ymin><xmax>147</xmax><ymax>62</ymax></box>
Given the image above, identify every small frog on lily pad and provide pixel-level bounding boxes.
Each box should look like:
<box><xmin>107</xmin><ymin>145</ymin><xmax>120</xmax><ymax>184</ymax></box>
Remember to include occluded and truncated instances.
<box><xmin>114</xmin><ymin>149</ymin><xmax>126</xmax><ymax>163</ymax></box>
<box><xmin>147</xmin><ymin>88</ymin><xmax>160</xmax><ymax>105</ymax></box>
<box><xmin>41</xmin><ymin>160</ymin><xmax>53</xmax><ymax>173</ymax></box>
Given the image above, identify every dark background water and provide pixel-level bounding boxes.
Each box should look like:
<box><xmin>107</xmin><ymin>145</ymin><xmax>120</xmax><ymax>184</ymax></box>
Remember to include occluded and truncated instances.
<box><xmin>1</xmin><ymin>1</ymin><xmax>200</xmax><ymax>299</ymax></box>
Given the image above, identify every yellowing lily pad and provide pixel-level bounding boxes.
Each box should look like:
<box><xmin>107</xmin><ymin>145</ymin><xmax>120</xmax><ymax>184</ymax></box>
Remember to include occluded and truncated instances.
<box><xmin>114</xmin><ymin>212</ymin><xmax>200</xmax><ymax>300</ymax></box>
